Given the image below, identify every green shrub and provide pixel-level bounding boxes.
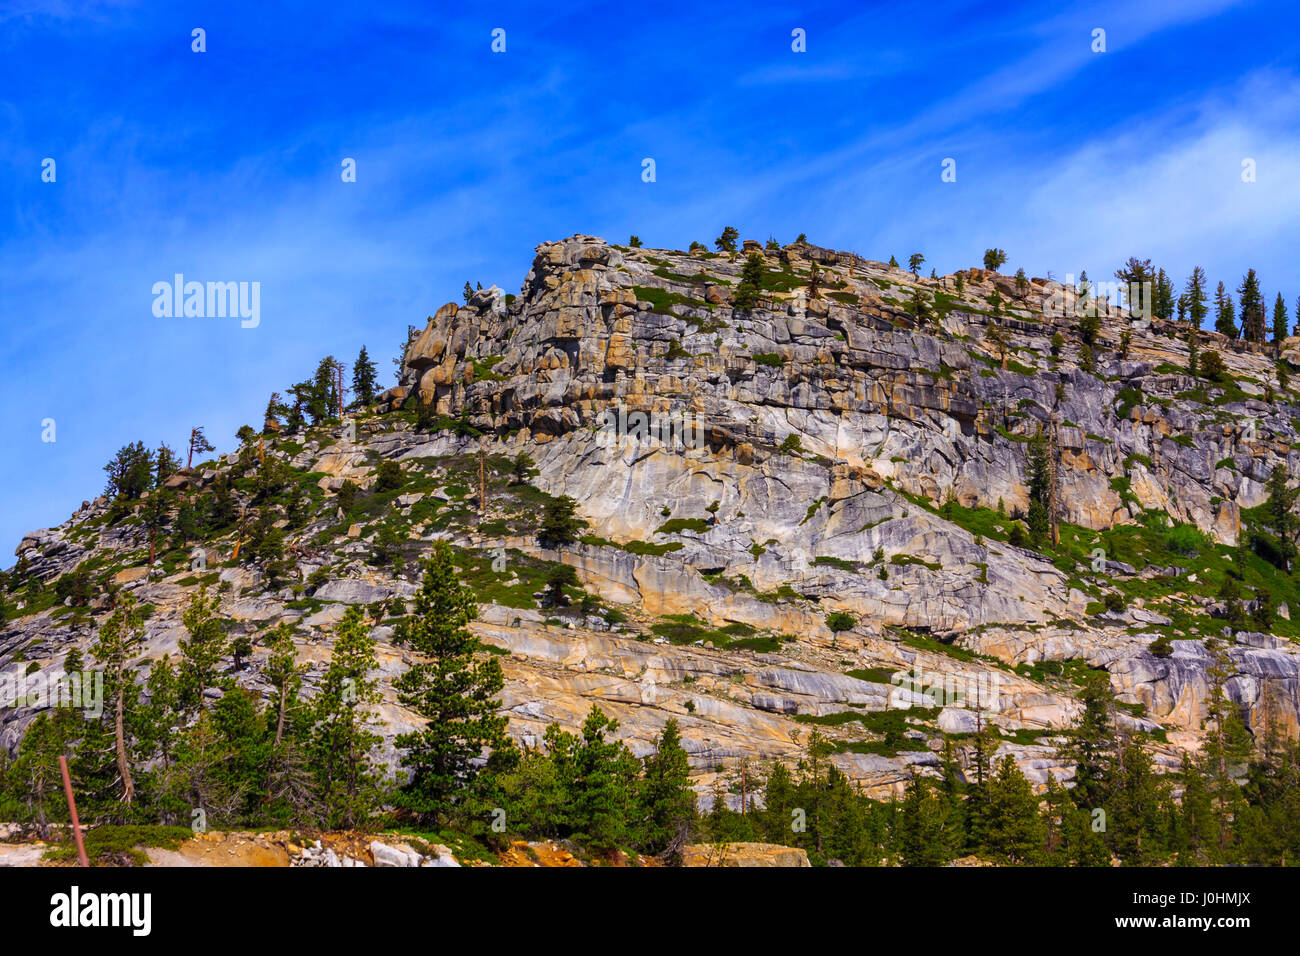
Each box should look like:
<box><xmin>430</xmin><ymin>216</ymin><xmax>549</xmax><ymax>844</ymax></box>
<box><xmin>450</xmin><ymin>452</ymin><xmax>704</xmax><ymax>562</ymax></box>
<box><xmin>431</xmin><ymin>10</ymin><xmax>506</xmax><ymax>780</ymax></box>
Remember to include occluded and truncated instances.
<box><xmin>825</xmin><ymin>612</ymin><xmax>857</xmax><ymax>633</ymax></box>
<box><xmin>374</xmin><ymin>460</ymin><xmax>404</xmax><ymax>492</ymax></box>
<box><xmin>656</xmin><ymin>517</ymin><xmax>711</xmax><ymax>536</ymax></box>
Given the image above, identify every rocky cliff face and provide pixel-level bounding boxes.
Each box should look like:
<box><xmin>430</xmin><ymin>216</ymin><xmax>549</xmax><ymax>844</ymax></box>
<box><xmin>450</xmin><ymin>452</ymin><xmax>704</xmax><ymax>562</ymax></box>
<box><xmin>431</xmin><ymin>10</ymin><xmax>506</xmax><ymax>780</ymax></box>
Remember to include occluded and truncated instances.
<box><xmin>6</xmin><ymin>234</ymin><xmax>1300</xmax><ymax>801</ymax></box>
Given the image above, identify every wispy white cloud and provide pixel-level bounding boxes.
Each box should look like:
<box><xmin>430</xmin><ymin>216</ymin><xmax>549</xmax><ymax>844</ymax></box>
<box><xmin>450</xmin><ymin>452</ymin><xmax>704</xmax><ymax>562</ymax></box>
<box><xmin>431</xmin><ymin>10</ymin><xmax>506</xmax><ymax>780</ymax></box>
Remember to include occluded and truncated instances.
<box><xmin>0</xmin><ymin>0</ymin><xmax>1287</xmax><ymax>560</ymax></box>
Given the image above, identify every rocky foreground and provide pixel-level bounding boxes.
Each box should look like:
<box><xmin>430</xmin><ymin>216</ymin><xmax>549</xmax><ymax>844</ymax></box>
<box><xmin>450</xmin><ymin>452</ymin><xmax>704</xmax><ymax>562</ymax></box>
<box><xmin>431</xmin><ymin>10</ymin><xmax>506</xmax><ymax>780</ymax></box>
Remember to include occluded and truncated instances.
<box><xmin>6</xmin><ymin>233</ymin><xmax>1300</xmax><ymax>808</ymax></box>
<box><xmin>0</xmin><ymin>822</ymin><xmax>807</xmax><ymax>867</ymax></box>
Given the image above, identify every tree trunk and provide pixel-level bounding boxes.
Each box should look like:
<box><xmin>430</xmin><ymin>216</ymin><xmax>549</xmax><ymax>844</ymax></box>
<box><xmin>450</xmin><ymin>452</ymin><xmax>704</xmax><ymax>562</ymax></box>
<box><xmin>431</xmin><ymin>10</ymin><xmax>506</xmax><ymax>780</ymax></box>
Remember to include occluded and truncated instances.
<box><xmin>275</xmin><ymin>686</ymin><xmax>288</xmax><ymax>747</ymax></box>
<box><xmin>115</xmin><ymin>666</ymin><xmax>135</xmax><ymax>804</ymax></box>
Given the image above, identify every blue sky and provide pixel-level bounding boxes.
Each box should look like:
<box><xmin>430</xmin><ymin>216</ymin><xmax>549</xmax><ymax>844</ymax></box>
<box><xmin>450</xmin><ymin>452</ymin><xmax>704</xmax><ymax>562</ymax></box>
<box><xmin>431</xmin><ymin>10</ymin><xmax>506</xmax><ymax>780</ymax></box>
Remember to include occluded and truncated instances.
<box><xmin>1</xmin><ymin>0</ymin><xmax>1298</xmax><ymax>563</ymax></box>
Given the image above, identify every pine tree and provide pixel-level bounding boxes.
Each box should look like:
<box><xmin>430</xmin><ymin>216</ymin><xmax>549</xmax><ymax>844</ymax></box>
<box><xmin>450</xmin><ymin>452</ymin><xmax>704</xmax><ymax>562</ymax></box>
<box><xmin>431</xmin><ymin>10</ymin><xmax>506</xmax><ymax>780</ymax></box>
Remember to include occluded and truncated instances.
<box><xmin>1176</xmin><ymin>753</ymin><xmax>1218</xmax><ymax>863</ymax></box>
<box><xmin>490</xmin><ymin>741</ymin><xmax>559</xmax><ymax>839</ymax></box>
<box><xmin>982</xmin><ymin>756</ymin><xmax>1045</xmax><ymax>863</ymax></box>
<box><xmin>509</xmin><ymin>451</ymin><xmax>536</xmax><ymax>486</ymax></box>
<box><xmin>126</xmin><ymin>661</ymin><xmax>167</xmax><ymax>778</ymax></box>
<box><xmin>714</xmin><ymin>226</ymin><xmax>739</xmax><ymax>256</ymax></box>
<box><xmin>1214</xmin><ymin>281</ymin><xmax>1237</xmax><ymax>338</ymax></box>
<box><xmin>1264</xmin><ymin>465</ymin><xmax>1298</xmax><ymax>571</ymax></box>
<box><xmin>140</xmin><ymin>486</ymin><xmax>173</xmax><ymax>568</ymax></box>
<box><xmin>544</xmin><ymin>563</ymin><xmax>579</xmax><ymax>606</ymax></box>
<box><xmin>539</xmin><ymin>495</ymin><xmax>583</xmax><ymax>547</ymax></box>
<box><xmin>1114</xmin><ymin>256</ymin><xmax>1153</xmax><ymax>285</ymax></box>
<box><xmin>1077</xmin><ymin>293</ymin><xmax>1101</xmax><ymax>344</ymax></box>
<box><xmin>154</xmin><ymin>443</ymin><xmax>180</xmax><ymax>486</ymax></box>
<box><xmin>1063</xmin><ymin>671</ymin><xmax>1116</xmax><ymax>811</ymax></box>
<box><xmin>312</xmin><ymin>355</ymin><xmax>344</xmax><ymax>420</ymax></box>
<box><xmin>897</xmin><ymin>773</ymin><xmax>956</xmax><ymax>865</ymax></box>
<box><xmin>1272</xmin><ymin>292</ymin><xmax>1289</xmax><ymax>345</ymax></box>
<box><xmin>207</xmin><ymin>474</ymin><xmax>238</xmax><ymax>530</ymax></box>
<box><xmin>1106</xmin><ymin>738</ymin><xmax>1168</xmax><ymax>863</ymax></box>
<box><xmin>284</xmin><ymin>383</ymin><xmax>308</xmax><ymax>430</ymax></box>
<box><xmin>911</xmin><ymin>289</ymin><xmax>932</xmax><ymax>326</ymax></box>
<box><xmin>1025</xmin><ymin>426</ymin><xmax>1053</xmax><ymax>548</ymax></box>
<box><xmin>821</xmin><ymin>766</ymin><xmax>881</xmax><ymax>866</ymax></box>
<box><xmin>759</xmin><ymin>760</ymin><xmax>798</xmax><ymax>844</ymax></box>
<box><xmin>262</xmin><ymin>621</ymin><xmax>302</xmax><ymax>747</ymax></box>
<box><xmin>1114</xmin><ymin>257</ymin><xmax>1154</xmax><ymax>318</ymax></box>
<box><xmin>1199</xmin><ymin>348</ymin><xmax>1227</xmax><ymax>381</ymax></box>
<box><xmin>103</xmin><ymin>441</ymin><xmax>155</xmax><ymax>500</ymax></box>
<box><xmin>1238</xmin><ymin>269</ymin><xmax>1266</xmax><ymax>342</ymax></box>
<box><xmin>638</xmin><ymin>718</ymin><xmax>696</xmax><ymax>856</ymax></box>
<box><xmin>1154</xmin><ymin>268</ymin><xmax>1174</xmax><ymax>319</ymax></box>
<box><xmin>179</xmin><ymin>587</ymin><xmax>228</xmax><ymax>712</ymax></box>
<box><xmin>186</xmin><ymin>426</ymin><xmax>216</xmax><ymax>469</ymax></box>
<box><xmin>312</xmin><ymin>606</ymin><xmax>383</xmax><ymax>828</ymax></box>
<box><xmin>1041</xmin><ymin>772</ymin><xmax>1071</xmax><ymax>863</ymax></box>
<box><xmin>261</xmin><ymin>622</ymin><xmax>315</xmax><ymax>822</ymax></box>
<box><xmin>963</xmin><ymin>719</ymin><xmax>998</xmax><ymax>851</ymax></box>
<box><xmin>908</xmin><ymin>253</ymin><xmax>925</xmax><ymax>275</ymax></box>
<box><xmin>210</xmin><ymin>687</ymin><xmax>276</xmax><ymax>821</ymax></box>
<box><xmin>393</xmin><ymin>323</ymin><xmax>418</xmax><ymax>383</ymax></box>
<box><xmin>1060</xmin><ymin>801</ymin><xmax>1111</xmax><ymax>865</ymax></box>
<box><xmin>264</xmin><ymin>392</ymin><xmax>289</xmax><ymax>432</ymax></box>
<box><xmin>984</xmin><ymin>321</ymin><xmax>1009</xmax><ymax>368</ymax></box>
<box><xmin>1201</xmin><ymin>635</ymin><xmax>1254</xmax><ymax>860</ymax></box>
<box><xmin>1182</xmin><ymin>267</ymin><xmax>1208</xmax><ymax>328</ymax></box>
<box><xmin>1237</xmin><ymin>738</ymin><xmax>1300</xmax><ymax>864</ymax></box>
<box><xmin>982</xmin><ymin>248</ymin><xmax>1008</xmax><ymax>272</ymax></box>
<box><xmin>351</xmin><ymin>345</ymin><xmax>377</xmax><ymax>407</ymax></box>
<box><xmin>4</xmin><ymin>709</ymin><xmax>83</xmax><ymax>833</ymax></box>
<box><xmin>733</xmin><ymin>252</ymin><xmax>765</xmax><ymax>310</ymax></box>
<box><xmin>935</xmin><ymin>739</ymin><xmax>969</xmax><ymax>849</ymax></box>
<box><xmin>393</xmin><ymin>543</ymin><xmax>508</xmax><ymax>824</ymax></box>
<box><xmin>551</xmin><ymin>705</ymin><xmax>640</xmax><ymax>853</ymax></box>
<box><xmin>91</xmin><ymin>593</ymin><xmax>146</xmax><ymax>805</ymax></box>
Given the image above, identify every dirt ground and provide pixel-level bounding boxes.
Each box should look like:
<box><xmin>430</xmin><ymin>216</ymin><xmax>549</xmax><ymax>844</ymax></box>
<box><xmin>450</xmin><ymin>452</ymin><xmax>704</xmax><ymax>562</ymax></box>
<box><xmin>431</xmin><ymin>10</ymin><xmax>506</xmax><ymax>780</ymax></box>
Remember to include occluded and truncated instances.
<box><xmin>144</xmin><ymin>833</ymin><xmax>293</xmax><ymax>867</ymax></box>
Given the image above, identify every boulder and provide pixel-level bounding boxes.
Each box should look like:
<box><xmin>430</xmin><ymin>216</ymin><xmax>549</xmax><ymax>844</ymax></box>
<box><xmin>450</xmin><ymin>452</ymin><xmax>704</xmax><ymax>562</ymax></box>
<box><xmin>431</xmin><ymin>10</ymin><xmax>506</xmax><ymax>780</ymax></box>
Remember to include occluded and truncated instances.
<box><xmin>370</xmin><ymin>841</ymin><xmax>423</xmax><ymax>867</ymax></box>
<box><xmin>313</xmin><ymin>579</ymin><xmax>392</xmax><ymax>605</ymax></box>
<box><xmin>112</xmin><ymin>566</ymin><xmax>150</xmax><ymax>586</ymax></box>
